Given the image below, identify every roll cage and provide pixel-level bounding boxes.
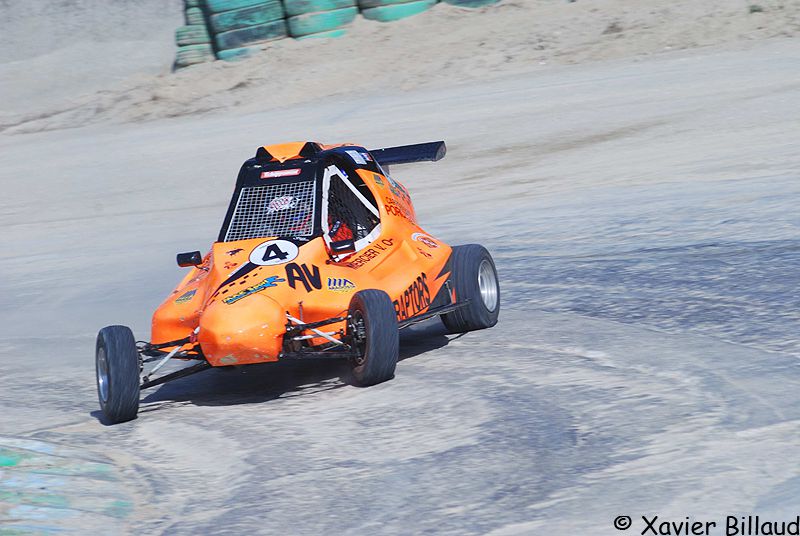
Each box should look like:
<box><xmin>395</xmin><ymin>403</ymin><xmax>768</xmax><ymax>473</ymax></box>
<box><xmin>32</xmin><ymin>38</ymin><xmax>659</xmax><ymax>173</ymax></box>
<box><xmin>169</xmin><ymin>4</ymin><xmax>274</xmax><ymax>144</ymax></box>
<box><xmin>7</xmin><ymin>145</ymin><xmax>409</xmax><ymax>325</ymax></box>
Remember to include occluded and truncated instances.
<box><xmin>217</xmin><ymin>146</ymin><xmax>383</xmax><ymax>245</ymax></box>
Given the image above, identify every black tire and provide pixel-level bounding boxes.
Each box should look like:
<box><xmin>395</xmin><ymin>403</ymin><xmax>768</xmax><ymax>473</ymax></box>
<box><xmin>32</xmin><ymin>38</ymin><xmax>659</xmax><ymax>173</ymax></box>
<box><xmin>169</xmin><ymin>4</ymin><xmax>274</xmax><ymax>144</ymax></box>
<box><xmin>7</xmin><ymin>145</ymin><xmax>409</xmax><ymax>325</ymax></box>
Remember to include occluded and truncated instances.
<box><xmin>96</xmin><ymin>326</ymin><xmax>140</xmax><ymax>424</ymax></box>
<box><xmin>347</xmin><ymin>290</ymin><xmax>399</xmax><ymax>386</ymax></box>
<box><xmin>441</xmin><ymin>244</ymin><xmax>500</xmax><ymax>334</ymax></box>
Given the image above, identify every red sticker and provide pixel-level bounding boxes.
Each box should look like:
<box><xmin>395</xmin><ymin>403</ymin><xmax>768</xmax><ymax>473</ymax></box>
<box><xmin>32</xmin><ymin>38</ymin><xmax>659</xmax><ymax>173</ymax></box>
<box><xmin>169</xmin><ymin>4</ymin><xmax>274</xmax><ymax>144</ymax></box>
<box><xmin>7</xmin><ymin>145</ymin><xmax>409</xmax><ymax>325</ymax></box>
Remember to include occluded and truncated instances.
<box><xmin>261</xmin><ymin>169</ymin><xmax>302</xmax><ymax>179</ymax></box>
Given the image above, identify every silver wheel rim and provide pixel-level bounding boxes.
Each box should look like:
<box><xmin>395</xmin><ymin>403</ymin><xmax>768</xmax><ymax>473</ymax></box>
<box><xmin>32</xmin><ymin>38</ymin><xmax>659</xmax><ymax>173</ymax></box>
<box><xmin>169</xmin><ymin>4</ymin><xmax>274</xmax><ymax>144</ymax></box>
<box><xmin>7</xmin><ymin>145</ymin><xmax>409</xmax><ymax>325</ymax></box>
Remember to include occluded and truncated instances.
<box><xmin>97</xmin><ymin>347</ymin><xmax>109</xmax><ymax>403</ymax></box>
<box><xmin>478</xmin><ymin>259</ymin><xmax>498</xmax><ymax>312</ymax></box>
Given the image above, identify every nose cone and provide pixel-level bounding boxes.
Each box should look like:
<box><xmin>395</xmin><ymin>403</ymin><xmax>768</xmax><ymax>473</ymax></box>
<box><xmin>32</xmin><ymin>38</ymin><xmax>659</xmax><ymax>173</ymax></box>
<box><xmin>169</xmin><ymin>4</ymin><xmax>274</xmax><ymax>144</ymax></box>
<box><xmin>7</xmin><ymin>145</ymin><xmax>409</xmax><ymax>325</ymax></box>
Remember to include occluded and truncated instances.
<box><xmin>198</xmin><ymin>293</ymin><xmax>285</xmax><ymax>366</ymax></box>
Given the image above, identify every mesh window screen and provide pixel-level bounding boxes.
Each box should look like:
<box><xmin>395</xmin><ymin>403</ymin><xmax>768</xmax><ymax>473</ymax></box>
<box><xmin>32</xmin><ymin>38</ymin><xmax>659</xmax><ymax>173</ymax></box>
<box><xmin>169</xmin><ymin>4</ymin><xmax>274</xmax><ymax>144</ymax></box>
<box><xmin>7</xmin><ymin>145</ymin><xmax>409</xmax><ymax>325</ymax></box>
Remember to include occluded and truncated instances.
<box><xmin>327</xmin><ymin>175</ymin><xmax>377</xmax><ymax>241</ymax></box>
<box><xmin>224</xmin><ymin>180</ymin><xmax>316</xmax><ymax>242</ymax></box>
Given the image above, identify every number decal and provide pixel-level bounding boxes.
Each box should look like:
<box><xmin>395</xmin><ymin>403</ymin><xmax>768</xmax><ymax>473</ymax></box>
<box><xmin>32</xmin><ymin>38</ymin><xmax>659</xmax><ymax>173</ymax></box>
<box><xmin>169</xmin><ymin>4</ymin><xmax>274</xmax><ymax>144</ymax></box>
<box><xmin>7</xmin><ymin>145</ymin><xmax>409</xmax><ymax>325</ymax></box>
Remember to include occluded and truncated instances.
<box><xmin>249</xmin><ymin>240</ymin><xmax>299</xmax><ymax>266</ymax></box>
<box><xmin>262</xmin><ymin>244</ymin><xmax>289</xmax><ymax>263</ymax></box>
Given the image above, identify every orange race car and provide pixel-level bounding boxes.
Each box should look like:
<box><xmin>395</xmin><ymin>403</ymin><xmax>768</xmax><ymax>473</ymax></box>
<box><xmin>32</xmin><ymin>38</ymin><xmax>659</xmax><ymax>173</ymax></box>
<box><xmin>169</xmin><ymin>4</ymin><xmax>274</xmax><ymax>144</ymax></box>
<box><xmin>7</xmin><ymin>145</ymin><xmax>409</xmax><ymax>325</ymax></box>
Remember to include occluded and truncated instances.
<box><xmin>95</xmin><ymin>141</ymin><xmax>500</xmax><ymax>423</ymax></box>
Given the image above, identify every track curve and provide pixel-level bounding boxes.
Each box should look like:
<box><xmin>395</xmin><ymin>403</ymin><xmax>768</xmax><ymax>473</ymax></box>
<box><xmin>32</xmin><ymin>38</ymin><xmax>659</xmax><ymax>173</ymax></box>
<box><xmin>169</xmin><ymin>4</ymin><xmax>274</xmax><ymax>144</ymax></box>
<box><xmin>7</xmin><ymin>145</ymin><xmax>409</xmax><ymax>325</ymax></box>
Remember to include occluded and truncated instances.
<box><xmin>1</xmin><ymin>40</ymin><xmax>799</xmax><ymax>534</ymax></box>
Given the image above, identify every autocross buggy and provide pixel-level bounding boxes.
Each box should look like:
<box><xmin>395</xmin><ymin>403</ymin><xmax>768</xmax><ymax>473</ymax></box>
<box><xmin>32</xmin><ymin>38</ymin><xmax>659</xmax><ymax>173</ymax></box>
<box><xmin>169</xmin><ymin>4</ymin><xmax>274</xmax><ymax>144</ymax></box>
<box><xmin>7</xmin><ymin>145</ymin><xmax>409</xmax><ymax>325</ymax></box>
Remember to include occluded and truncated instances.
<box><xmin>96</xmin><ymin>140</ymin><xmax>500</xmax><ymax>423</ymax></box>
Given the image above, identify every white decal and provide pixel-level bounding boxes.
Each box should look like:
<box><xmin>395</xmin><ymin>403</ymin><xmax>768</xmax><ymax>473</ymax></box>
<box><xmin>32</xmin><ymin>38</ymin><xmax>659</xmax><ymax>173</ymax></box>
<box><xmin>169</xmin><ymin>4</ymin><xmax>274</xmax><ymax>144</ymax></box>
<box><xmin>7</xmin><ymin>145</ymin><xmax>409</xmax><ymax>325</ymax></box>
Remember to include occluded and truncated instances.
<box><xmin>261</xmin><ymin>169</ymin><xmax>301</xmax><ymax>179</ymax></box>
<box><xmin>249</xmin><ymin>239</ymin><xmax>299</xmax><ymax>266</ymax></box>
<box><xmin>345</xmin><ymin>150</ymin><xmax>367</xmax><ymax>166</ymax></box>
<box><xmin>412</xmin><ymin>232</ymin><xmax>439</xmax><ymax>249</ymax></box>
<box><xmin>267</xmin><ymin>195</ymin><xmax>297</xmax><ymax>213</ymax></box>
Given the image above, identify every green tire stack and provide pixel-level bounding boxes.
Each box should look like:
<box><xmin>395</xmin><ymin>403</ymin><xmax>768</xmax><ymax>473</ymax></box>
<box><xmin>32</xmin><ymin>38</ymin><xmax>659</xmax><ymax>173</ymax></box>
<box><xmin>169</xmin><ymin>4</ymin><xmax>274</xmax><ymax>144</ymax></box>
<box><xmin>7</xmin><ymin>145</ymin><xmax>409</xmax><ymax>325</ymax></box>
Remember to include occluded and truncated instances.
<box><xmin>358</xmin><ymin>0</ymin><xmax>438</xmax><ymax>22</ymax></box>
<box><xmin>205</xmin><ymin>0</ymin><xmax>288</xmax><ymax>60</ymax></box>
<box><xmin>283</xmin><ymin>0</ymin><xmax>358</xmax><ymax>39</ymax></box>
<box><xmin>442</xmin><ymin>0</ymin><xmax>499</xmax><ymax>7</ymax></box>
<box><xmin>175</xmin><ymin>0</ymin><xmax>215</xmax><ymax>69</ymax></box>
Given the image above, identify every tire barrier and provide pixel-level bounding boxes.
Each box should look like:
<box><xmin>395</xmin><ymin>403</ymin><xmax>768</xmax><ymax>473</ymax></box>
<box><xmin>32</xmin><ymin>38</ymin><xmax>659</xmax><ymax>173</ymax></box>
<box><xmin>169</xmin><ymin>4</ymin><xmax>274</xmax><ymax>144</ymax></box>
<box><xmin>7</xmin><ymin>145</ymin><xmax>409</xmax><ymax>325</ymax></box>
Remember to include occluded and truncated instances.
<box><xmin>216</xmin><ymin>45</ymin><xmax>261</xmax><ymax>61</ymax></box>
<box><xmin>173</xmin><ymin>0</ymin><xmax>499</xmax><ymax>69</ymax></box>
<box><xmin>283</xmin><ymin>0</ymin><xmax>357</xmax><ymax>17</ymax></box>
<box><xmin>360</xmin><ymin>0</ymin><xmax>437</xmax><ymax>22</ymax></box>
<box><xmin>203</xmin><ymin>0</ymin><xmax>288</xmax><ymax>56</ymax></box>
<box><xmin>175</xmin><ymin>44</ymin><xmax>216</xmax><ymax>68</ymax></box>
<box><xmin>185</xmin><ymin>7</ymin><xmax>205</xmax><ymax>25</ymax></box>
<box><xmin>294</xmin><ymin>28</ymin><xmax>347</xmax><ymax>39</ymax></box>
<box><xmin>287</xmin><ymin>5</ymin><xmax>358</xmax><ymax>38</ymax></box>
<box><xmin>209</xmin><ymin>1</ymin><xmax>285</xmax><ymax>33</ymax></box>
<box><xmin>175</xmin><ymin>24</ymin><xmax>211</xmax><ymax>46</ymax></box>
<box><xmin>204</xmin><ymin>0</ymin><xmax>271</xmax><ymax>14</ymax></box>
<box><xmin>214</xmin><ymin>19</ymin><xmax>288</xmax><ymax>50</ymax></box>
<box><xmin>175</xmin><ymin>1</ymin><xmax>215</xmax><ymax>69</ymax></box>
<box><xmin>442</xmin><ymin>0</ymin><xmax>500</xmax><ymax>7</ymax></box>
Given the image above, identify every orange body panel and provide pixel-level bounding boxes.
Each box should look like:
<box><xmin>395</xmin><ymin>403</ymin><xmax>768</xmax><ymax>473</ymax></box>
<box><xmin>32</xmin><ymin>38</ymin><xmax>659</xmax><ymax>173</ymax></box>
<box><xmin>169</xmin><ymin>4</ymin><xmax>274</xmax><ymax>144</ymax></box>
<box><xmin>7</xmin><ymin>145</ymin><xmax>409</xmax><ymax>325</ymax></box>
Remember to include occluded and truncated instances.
<box><xmin>151</xmin><ymin>151</ymin><xmax>451</xmax><ymax>367</ymax></box>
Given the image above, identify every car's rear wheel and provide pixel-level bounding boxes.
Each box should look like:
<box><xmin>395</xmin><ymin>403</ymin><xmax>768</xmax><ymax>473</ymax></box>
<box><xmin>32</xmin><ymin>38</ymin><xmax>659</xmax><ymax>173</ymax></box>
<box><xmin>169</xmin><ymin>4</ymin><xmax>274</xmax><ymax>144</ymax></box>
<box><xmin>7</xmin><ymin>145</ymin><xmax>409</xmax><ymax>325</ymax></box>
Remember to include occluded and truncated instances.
<box><xmin>96</xmin><ymin>326</ymin><xmax>140</xmax><ymax>424</ymax></box>
<box><xmin>347</xmin><ymin>290</ymin><xmax>399</xmax><ymax>386</ymax></box>
<box><xmin>441</xmin><ymin>244</ymin><xmax>500</xmax><ymax>334</ymax></box>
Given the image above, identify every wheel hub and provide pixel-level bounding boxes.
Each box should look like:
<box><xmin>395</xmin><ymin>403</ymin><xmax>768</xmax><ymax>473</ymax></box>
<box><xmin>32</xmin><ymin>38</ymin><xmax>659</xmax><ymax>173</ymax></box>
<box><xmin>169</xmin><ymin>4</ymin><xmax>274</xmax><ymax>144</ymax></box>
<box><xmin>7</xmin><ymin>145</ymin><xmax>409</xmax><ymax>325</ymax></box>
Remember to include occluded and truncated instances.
<box><xmin>478</xmin><ymin>259</ymin><xmax>498</xmax><ymax>312</ymax></box>
<box><xmin>97</xmin><ymin>347</ymin><xmax>109</xmax><ymax>403</ymax></box>
<box><xmin>349</xmin><ymin>313</ymin><xmax>367</xmax><ymax>365</ymax></box>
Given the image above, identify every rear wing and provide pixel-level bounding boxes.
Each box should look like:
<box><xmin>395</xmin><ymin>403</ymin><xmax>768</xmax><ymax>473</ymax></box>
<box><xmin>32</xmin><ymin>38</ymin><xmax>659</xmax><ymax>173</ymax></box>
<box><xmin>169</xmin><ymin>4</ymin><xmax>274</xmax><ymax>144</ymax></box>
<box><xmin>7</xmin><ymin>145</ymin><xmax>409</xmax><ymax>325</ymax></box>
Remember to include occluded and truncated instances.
<box><xmin>369</xmin><ymin>141</ymin><xmax>446</xmax><ymax>166</ymax></box>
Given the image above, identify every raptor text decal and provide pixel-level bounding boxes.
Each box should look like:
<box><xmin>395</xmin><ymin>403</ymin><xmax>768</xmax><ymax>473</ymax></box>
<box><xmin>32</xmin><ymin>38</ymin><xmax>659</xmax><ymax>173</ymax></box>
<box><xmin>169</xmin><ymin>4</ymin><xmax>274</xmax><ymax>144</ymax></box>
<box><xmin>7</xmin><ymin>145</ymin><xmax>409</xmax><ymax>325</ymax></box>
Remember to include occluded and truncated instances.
<box><xmin>394</xmin><ymin>273</ymin><xmax>431</xmax><ymax>321</ymax></box>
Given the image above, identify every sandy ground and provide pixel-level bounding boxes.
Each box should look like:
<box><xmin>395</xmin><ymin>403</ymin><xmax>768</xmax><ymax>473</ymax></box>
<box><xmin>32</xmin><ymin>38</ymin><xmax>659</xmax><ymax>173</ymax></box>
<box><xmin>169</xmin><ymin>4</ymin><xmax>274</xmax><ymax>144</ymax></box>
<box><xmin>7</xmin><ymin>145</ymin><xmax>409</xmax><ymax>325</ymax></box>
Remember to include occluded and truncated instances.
<box><xmin>2</xmin><ymin>0</ymin><xmax>800</xmax><ymax>534</ymax></box>
<box><xmin>0</xmin><ymin>0</ymin><xmax>183</xmax><ymax>119</ymax></box>
<box><xmin>2</xmin><ymin>0</ymin><xmax>799</xmax><ymax>133</ymax></box>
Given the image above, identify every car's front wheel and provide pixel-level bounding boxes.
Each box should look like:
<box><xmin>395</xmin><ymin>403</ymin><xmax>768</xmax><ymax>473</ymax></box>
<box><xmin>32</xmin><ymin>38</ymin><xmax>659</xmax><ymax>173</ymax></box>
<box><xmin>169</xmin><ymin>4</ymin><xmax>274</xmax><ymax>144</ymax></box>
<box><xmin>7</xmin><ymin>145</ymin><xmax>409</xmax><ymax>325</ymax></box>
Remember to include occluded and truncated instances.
<box><xmin>347</xmin><ymin>290</ymin><xmax>399</xmax><ymax>386</ymax></box>
<box><xmin>96</xmin><ymin>325</ymin><xmax>140</xmax><ymax>424</ymax></box>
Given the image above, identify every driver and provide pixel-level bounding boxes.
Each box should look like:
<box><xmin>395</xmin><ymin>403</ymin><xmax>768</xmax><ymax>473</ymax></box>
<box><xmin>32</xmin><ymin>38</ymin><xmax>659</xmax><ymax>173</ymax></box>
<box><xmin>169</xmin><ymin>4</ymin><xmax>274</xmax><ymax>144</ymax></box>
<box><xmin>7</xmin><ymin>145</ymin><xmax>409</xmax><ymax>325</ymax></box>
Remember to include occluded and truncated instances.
<box><xmin>328</xmin><ymin>216</ymin><xmax>354</xmax><ymax>242</ymax></box>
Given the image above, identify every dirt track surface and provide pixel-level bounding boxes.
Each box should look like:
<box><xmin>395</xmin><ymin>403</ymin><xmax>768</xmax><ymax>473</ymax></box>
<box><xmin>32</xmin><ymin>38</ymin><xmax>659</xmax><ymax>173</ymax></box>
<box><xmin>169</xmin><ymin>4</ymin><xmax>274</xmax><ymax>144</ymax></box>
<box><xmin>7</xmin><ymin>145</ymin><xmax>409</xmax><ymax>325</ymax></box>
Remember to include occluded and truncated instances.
<box><xmin>2</xmin><ymin>19</ymin><xmax>800</xmax><ymax>536</ymax></box>
<box><xmin>2</xmin><ymin>0</ymin><xmax>799</xmax><ymax>133</ymax></box>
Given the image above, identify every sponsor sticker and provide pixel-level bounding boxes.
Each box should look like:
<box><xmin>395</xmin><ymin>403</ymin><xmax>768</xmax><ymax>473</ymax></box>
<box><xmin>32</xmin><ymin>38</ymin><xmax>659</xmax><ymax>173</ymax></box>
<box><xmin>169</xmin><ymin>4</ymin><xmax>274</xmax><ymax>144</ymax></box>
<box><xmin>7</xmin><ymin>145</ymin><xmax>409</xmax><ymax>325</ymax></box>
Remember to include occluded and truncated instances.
<box><xmin>249</xmin><ymin>239</ymin><xmax>299</xmax><ymax>266</ymax></box>
<box><xmin>327</xmin><ymin>277</ymin><xmax>356</xmax><ymax>293</ymax></box>
<box><xmin>223</xmin><ymin>276</ymin><xmax>285</xmax><ymax>304</ymax></box>
<box><xmin>267</xmin><ymin>195</ymin><xmax>298</xmax><ymax>213</ymax></box>
<box><xmin>385</xmin><ymin>197</ymin><xmax>413</xmax><ymax>220</ymax></box>
<box><xmin>411</xmin><ymin>232</ymin><xmax>439</xmax><ymax>249</ymax></box>
<box><xmin>386</xmin><ymin>174</ymin><xmax>411</xmax><ymax>202</ymax></box>
<box><xmin>175</xmin><ymin>289</ymin><xmax>196</xmax><ymax>304</ymax></box>
<box><xmin>226</xmin><ymin>248</ymin><xmax>243</xmax><ymax>256</ymax></box>
<box><xmin>373</xmin><ymin>173</ymin><xmax>384</xmax><ymax>187</ymax></box>
<box><xmin>261</xmin><ymin>169</ymin><xmax>302</xmax><ymax>179</ymax></box>
<box><xmin>345</xmin><ymin>238</ymin><xmax>394</xmax><ymax>269</ymax></box>
<box><xmin>346</xmin><ymin>150</ymin><xmax>367</xmax><ymax>165</ymax></box>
